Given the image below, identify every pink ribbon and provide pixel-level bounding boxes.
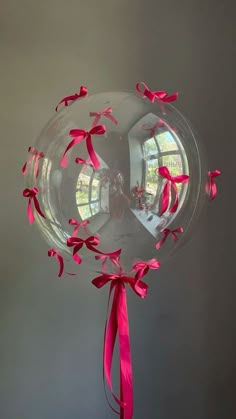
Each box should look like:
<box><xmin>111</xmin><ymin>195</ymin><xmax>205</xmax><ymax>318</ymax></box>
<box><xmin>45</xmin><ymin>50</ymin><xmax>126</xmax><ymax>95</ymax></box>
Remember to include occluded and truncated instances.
<box><xmin>48</xmin><ymin>248</ymin><xmax>76</xmax><ymax>277</ymax></box>
<box><xmin>22</xmin><ymin>147</ymin><xmax>44</xmax><ymax>178</ymax></box>
<box><xmin>23</xmin><ymin>187</ymin><xmax>45</xmax><ymax>224</ymax></box>
<box><xmin>158</xmin><ymin>166</ymin><xmax>189</xmax><ymax>215</ymax></box>
<box><xmin>155</xmin><ymin>227</ymin><xmax>184</xmax><ymax>250</ymax></box>
<box><xmin>55</xmin><ymin>86</ymin><xmax>88</xmax><ymax>112</ymax></box>
<box><xmin>95</xmin><ymin>254</ymin><xmax>121</xmax><ymax>272</ymax></box>
<box><xmin>89</xmin><ymin>107</ymin><xmax>118</xmax><ymax>128</ymax></box>
<box><xmin>92</xmin><ymin>258</ymin><xmax>160</xmax><ymax>419</ymax></box>
<box><xmin>207</xmin><ymin>170</ymin><xmax>221</xmax><ymax>200</ymax></box>
<box><xmin>142</xmin><ymin>119</ymin><xmax>165</xmax><ymax>137</ymax></box>
<box><xmin>68</xmin><ymin>218</ymin><xmax>90</xmax><ymax>237</ymax></box>
<box><xmin>136</xmin><ymin>81</ymin><xmax>178</xmax><ymax>103</ymax></box>
<box><xmin>67</xmin><ymin>235</ymin><xmax>121</xmax><ymax>265</ymax></box>
<box><xmin>61</xmin><ymin>125</ymin><xmax>106</xmax><ymax>170</ymax></box>
<box><xmin>48</xmin><ymin>249</ymin><xmax>65</xmax><ymax>277</ymax></box>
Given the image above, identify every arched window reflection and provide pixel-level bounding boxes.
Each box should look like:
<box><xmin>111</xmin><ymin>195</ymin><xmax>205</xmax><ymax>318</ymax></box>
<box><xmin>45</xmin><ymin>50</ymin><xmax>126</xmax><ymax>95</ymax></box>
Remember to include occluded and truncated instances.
<box><xmin>75</xmin><ymin>165</ymin><xmax>101</xmax><ymax>220</ymax></box>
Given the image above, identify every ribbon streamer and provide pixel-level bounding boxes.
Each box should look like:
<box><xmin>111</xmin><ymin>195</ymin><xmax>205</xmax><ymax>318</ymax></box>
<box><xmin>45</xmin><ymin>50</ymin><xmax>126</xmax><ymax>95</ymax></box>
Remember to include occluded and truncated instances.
<box><xmin>61</xmin><ymin>125</ymin><xmax>106</xmax><ymax>170</ymax></box>
<box><xmin>136</xmin><ymin>82</ymin><xmax>178</xmax><ymax>103</ymax></box>
<box><xmin>22</xmin><ymin>147</ymin><xmax>44</xmax><ymax>178</ymax></box>
<box><xmin>67</xmin><ymin>235</ymin><xmax>121</xmax><ymax>265</ymax></box>
<box><xmin>92</xmin><ymin>260</ymin><xmax>160</xmax><ymax>419</ymax></box>
<box><xmin>89</xmin><ymin>107</ymin><xmax>118</xmax><ymax>128</ymax></box>
<box><xmin>23</xmin><ymin>187</ymin><xmax>45</xmax><ymax>224</ymax></box>
<box><xmin>68</xmin><ymin>218</ymin><xmax>90</xmax><ymax>237</ymax></box>
<box><xmin>55</xmin><ymin>86</ymin><xmax>88</xmax><ymax>112</ymax></box>
<box><xmin>158</xmin><ymin>166</ymin><xmax>189</xmax><ymax>215</ymax></box>
<box><xmin>155</xmin><ymin>227</ymin><xmax>184</xmax><ymax>250</ymax></box>
<box><xmin>48</xmin><ymin>249</ymin><xmax>65</xmax><ymax>277</ymax></box>
<box><xmin>206</xmin><ymin>170</ymin><xmax>221</xmax><ymax>200</ymax></box>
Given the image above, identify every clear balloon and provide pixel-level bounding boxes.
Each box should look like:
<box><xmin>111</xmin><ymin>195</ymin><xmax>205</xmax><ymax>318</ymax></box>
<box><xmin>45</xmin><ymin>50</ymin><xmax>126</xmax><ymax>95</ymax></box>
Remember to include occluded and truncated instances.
<box><xmin>24</xmin><ymin>89</ymin><xmax>208</xmax><ymax>270</ymax></box>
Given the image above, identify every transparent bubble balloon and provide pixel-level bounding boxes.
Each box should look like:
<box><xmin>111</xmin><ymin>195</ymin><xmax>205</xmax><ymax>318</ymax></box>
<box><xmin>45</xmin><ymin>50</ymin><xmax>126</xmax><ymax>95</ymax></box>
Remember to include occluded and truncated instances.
<box><xmin>24</xmin><ymin>89</ymin><xmax>208</xmax><ymax>270</ymax></box>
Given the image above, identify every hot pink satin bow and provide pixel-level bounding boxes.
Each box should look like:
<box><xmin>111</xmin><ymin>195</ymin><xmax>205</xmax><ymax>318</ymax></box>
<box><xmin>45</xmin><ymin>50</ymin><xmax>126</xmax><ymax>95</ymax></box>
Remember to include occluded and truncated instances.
<box><xmin>207</xmin><ymin>170</ymin><xmax>221</xmax><ymax>200</ymax></box>
<box><xmin>89</xmin><ymin>107</ymin><xmax>118</xmax><ymax>128</ymax></box>
<box><xmin>136</xmin><ymin>82</ymin><xmax>178</xmax><ymax>103</ymax></box>
<box><xmin>158</xmin><ymin>166</ymin><xmax>189</xmax><ymax>215</ymax></box>
<box><xmin>132</xmin><ymin>258</ymin><xmax>161</xmax><ymax>294</ymax></box>
<box><xmin>55</xmin><ymin>86</ymin><xmax>88</xmax><ymax>112</ymax></box>
<box><xmin>155</xmin><ymin>227</ymin><xmax>184</xmax><ymax>250</ymax></box>
<box><xmin>23</xmin><ymin>187</ymin><xmax>45</xmax><ymax>224</ymax></box>
<box><xmin>142</xmin><ymin>120</ymin><xmax>165</xmax><ymax>137</ymax></box>
<box><xmin>48</xmin><ymin>249</ymin><xmax>65</xmax><ymax>277</ymax></box>
<box><xmin>61</xmin><ymin>125</ymin><xmax>106</xmax><ymax>170</ymax></box>
<box><xmin>68</xmin><ymin>218</ymin><xmax>90</xmax><ymax>237</ymax></box>
<box><xmin>67</xmin><ymin>235</ymin><xmax>121</xmax><ymax>265</ymax></box>
<box><xmin>22</xmin><ymin>147</ymin><xmax>44</xmax><ymax>178</ymax></box>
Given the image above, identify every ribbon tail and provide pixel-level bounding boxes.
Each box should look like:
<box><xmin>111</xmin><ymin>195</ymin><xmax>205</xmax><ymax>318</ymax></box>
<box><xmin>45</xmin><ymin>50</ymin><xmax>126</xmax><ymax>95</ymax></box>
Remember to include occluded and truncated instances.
<box><xmin>91</xmin><ymin>115</ymin><xmax>100</xmax><ymax>128</ymax></box>
<box><xmin>159</xmin><ymin>181</ymin><xmax>170</xmax><ymax>215</ymax></box>
<box><xmin>27</xmin><ymin>199</ymin><xmax>35</xmax><ymax>224</ymax></box>
<box><xmin>22</xmin><ymin>162</ymin><xmax>27</xmax><ymax>175</ymax></box>
<box><xmin>104</xmin><ymin>284</ymin><xmax>126</xmax><ymax>411</ymax></box>
<box><xmin>118</xmin><ymin>284</ymin><xmax>133</xmax><ymax>419</ymax></box>
<box><xmin>33</xmin><ymin>198</ymin><xmax>45</xmax><ymax>219</ymax></box>
<box><xmin>56</xmin><ymin>254</ymin><xmax>64</xmax><ymax>277</ymax></box>
<box><xmin>170</xmin><ymin>182</ymin><xmax>179</xmax><ymax>213</ymax></box>
<box><xmin>210</xmin><ymin>179</ymin><xmax>217</xmax><ymax>200</ymax></box>
<box><xmin>86</xmin><ymin>135</ymin><xmax>100</xmax><ymax>170</ymax></box>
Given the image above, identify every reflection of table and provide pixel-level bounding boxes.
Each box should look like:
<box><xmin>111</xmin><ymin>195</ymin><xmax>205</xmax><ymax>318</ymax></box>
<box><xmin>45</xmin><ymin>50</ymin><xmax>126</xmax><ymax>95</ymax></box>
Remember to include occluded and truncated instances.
<box><xmin>130</xmin><ymin>208</ymin><xmax>169</xmax><ymax>238</ymax></box>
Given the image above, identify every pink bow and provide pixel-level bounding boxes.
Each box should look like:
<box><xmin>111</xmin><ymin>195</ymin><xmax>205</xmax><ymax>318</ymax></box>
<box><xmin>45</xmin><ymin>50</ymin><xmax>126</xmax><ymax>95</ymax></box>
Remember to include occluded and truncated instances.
<box><xmin>22</xmin><ymin>147</ymin><xmax>44</xmax><ymax>178</ymax></box>
<box><xmin>206</xmin><ymin>170</ymin><xmax>221</xmax><ymax>200</ymax></box>
<box><xmin>23</xmin><ymin>187</ymin><xmax>45</xmax><ymax>224</ymax></box>
<box><xmin>68</xmin><ymin>218</ymin><xmax>90</xmax><ymax>237</ymax></box>
<box><xmin>136</xmin><ymin>81</ymin><xmax>178</xmax><ymax>103</ymax></box>
<box><xmin>67</xmin><ymin>235</ymin><xmax>121</xmax><ymax>265</ymax></box>
<box><xmin>95</xmin><ymin>253</ymin><xmax>121</xmax><ymax>272</ymax></box>
<box><xmin>142</xmin><ymin>119</ymin><xmax>165</xmax><ymax>137</ymax></box>
<box><xmin>132</xmin><ymin>258</ymin><xmax>160</xmax><ymax>293</ymax></box>
<box><xmin>155</xmin><ymin>227</ymin><xmax>184</xmax><ymax>250</ymax></box>
<box><xmin>55</xmin><ymin>85</ymin><xmax>88</xmax><ymax>112</ymax></box>
<box><xmin>92</xmin><ymin>268</ymin><xmax>149</xmax><ymax>419</ymax></box>
<box><xmin>158</xmin><ymin>166</ymin><xmax>189</xmax><ymax>215</ymax></box>
<box><xmin>61</xmin><ymin>125</ymin><xmax>106</xmax><ymax>170</ymax></box>
<box><xmin>89</xmin><ymin>107</ymin><xmax>118</xmax><ymax>128</ymax></box>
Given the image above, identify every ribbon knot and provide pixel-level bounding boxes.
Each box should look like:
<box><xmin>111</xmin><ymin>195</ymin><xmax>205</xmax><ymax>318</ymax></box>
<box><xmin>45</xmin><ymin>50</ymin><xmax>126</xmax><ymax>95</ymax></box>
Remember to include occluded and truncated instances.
<box><xmin>23</xmin><ymin>187</ymin><xmax>45</xmax><ymax>224</ymax></box>
<box><xmin>155</xmin><ymin>227</ymin><xmax>184</xmax><ymax>249</ymax></box>
<box><xmin>89</xmin><ymin>107</ymin><xmax>118</xmax><ymax>128</ymax></box>
<box><xmin>22</xmin><ymin>147</ymin><xmax>44</xmax><ymax>178</ymax></box>
<box><xmin>61</xmin><ymin>125</ymin><xmax>106</xmax><ymax>170</ymax></box>
<box><xmin>158</xmin><ymin>166</ymin><xmax>189</xmax><ymax>215</ymax></box>
<box><xmin>68</xmin><ymin>218</ymin><xmax>90</xmax><ymax>237</ymax></box>
<box><xmin>136</xmin><ymin>82</ymin><xmax>178</xmax><ymax>104</ymax></box>
<box><xmin>207</xmin><ymin>170</ymin><xmax>221</xmax><ymax>200</ymax></box>
<box><xmin>55</xmin><ymin>86</ymin><xmax>88</xmax><ymax>112</ymax></box>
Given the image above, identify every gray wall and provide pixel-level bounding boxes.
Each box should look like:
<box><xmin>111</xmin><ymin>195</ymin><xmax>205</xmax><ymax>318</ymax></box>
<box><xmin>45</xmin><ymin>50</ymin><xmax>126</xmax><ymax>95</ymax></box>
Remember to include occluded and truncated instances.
<box><xmin>0</xmin><ymin>1</ymin><xmax>235</xmax><ymax>418</ymax></box>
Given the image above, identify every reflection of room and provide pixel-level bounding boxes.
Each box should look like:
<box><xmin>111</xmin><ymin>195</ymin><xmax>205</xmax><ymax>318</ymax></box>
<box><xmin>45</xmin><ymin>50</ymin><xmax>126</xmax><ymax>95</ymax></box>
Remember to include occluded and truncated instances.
<box><xmin>128</xmin><ymin>113</ymin><xmax>189</xmax><ymax>236</ymax></box>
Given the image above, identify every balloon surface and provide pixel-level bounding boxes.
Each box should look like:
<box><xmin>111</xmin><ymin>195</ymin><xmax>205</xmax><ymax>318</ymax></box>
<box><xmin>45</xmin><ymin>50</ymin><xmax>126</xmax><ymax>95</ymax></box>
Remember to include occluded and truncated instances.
<box><xmin>23</xmin><ymin>88</ymin><xmax>208</xmax><ymax>269</ymax></box>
